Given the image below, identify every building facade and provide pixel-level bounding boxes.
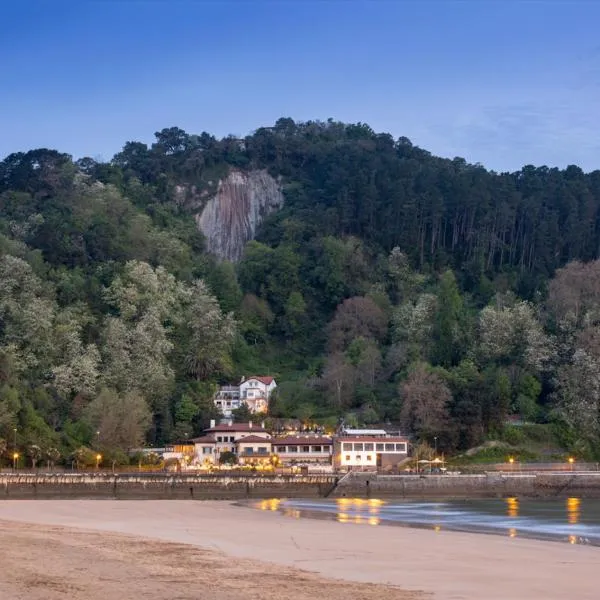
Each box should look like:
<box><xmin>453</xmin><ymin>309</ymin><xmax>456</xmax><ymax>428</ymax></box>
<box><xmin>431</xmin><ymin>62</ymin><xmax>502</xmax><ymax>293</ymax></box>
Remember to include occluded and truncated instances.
<box><xmin>180</xmin><ymin>422</ymin><xmax>410</xmax><ymax>471</ymax></box>
<box><xmin>193</xmin><ymin>421</ymin><xmax>271</xmax><ymax>464</ymax></box>
<box><xmin>191</xmin><ymin>436</ymin><xmax>217</xmax><ymax>466</ymax></box>
<box><xmin>271</xmin><ymin>436</ymin><xmax>333</xmax><ymax>465</ymax></box>
<box><xmin>236</xmin><ymin>435</ymin><xmax>273</xmax><ymax>465</ymax></box>
<box><xmin>213</xmin><ymin>376</ymin><xmax>276</xmax><ymax>417</ymax></box>
<box><xmin>333</xmin><ymin>436</ymin><xmax>409</xmax><ymax>471</ymax></box>
<box><xmin>213</xmin><ymin>386</ymin><xmax>241</xmax><ymax>416</ymax></box>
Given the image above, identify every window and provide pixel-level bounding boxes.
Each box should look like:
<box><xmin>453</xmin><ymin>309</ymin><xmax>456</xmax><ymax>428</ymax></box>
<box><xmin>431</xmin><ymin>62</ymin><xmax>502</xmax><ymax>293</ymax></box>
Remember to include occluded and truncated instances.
<box><xmin>245</xmin><ymin>448</ymin><xmax>254</xmax><ymax>454</ymax></box>
<box><xmin>288</xmin><ymin>446</ymin><xmax>298</xmax><ymax>453</ymax></box>
<box><xmin>356</xmin><ymin>455</ymin><xmax>362</xmax><ymax>461</ymax></box>
<box><xmin>258</xmin><ymin>447</ymin><xmax>268</xmax><ymax>454</ymax></box>
<box><xmin>342</xmin><ymin>443</ymin><xmax>352</xmax><ymax>452</ymax></box>
<box><xmin>376</xmin><ymin>443</ymin><xmax>384</xmax><ymax>451</ymax></box>
<box><xmin>229</xmin><ymin>436</ymin><xmax>235</xmax><ymax>443</ymax></box>
<box><xmin>396</xmin><ymin>443</ymin><xmax>407</xmax><ymax>453</ymax></box>
<box><xmin>202</xmin><ymin>447</ymin><xmax>212</xmax><ymax>455</ymax></box>
<box><xmin>312</xmin><ymin>446</ymin><xmax>322</xmax><ymax>452</ymax></box>
<box><xmin>385</xmin><ymin>443</ymin><xmax>395</xmax><ymax>452</ymax></box>
<box><xmin>366</xmin><ymin>454</ymin><xmax>372</xmax><ymax>461</ymax></box>
<box><xmin>217</xmin><ymin>436</ymin><xmax>222</xmax><ymax>442</ymax></box>
<box><xmin>345</xmin><ymin>455</ymin><xmax>351</xmax><ymax>461</ymax></box>
<box><xmin>353</xmin><ymin>443</ymin><xmax>364</xmax><ymax>451</ymax></box>
<box><xmin>364</xmin><ymin>443</ymin><xmax>374</xmax><ymax>451</ymax></box>
<box><xmin>302</xmin><ymin>446</ymin><xmax>310</xmax><ymax>453</ymax></box>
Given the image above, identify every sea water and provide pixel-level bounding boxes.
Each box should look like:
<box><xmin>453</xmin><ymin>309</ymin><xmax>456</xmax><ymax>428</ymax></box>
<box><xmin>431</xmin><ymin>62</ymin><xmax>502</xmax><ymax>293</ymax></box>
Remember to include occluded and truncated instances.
<box><xmin>251</xmin><ymin>496</ymin><xmax>600</xmax><ymax>545</ymax></box>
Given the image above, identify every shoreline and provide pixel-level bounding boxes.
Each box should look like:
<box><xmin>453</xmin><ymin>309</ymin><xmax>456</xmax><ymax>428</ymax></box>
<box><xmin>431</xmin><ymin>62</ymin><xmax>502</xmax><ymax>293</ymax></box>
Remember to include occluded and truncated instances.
<box><xmin>0</xmin><ymin>499</ymin><xmax>597</xmax><ymax>599</ymax></box>
<box><xmin>237</xmin><ymin>497</ymin><xmax>600</xmax><ymax>547</ymax></box>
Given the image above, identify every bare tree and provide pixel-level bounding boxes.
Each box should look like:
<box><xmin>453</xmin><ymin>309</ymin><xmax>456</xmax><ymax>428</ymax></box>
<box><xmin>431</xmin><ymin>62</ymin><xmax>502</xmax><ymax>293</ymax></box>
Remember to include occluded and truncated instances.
<box><xmin>576</xmin><ymin>326</ymin><xmax>600</xmax><ymax>359</ymax></box>
<box><xmin>27</xmin><ymin>444</ymin><xmax>42</xmax><ymax>469</ymax></box>
<box><xmin>327</xmin><ymin>296</ymin><xmax>387</xmax><ymax>352</ymax></box>
<box><xmin>322</xmin><ymin>353</ymin><xmax>354</xmax><ymax>408</ymax></box>
<box><xmin>45</xmin><ymin>447</ymin><xmax>60</xmax><ymax>470</ymax></box>
<box><xmin>400</xmin><ymin>363</ymin><xmax>452</xmax><ymax>439</ymax></box>
<box><xmin>547</xmin><ymin>260</ymin><xmax>600</xmax><ymax>330</ymax></box>
<box><xmin>351</xmin><ymin>338</ymin><xmax>382</xmax><ymax>387</ymax></box>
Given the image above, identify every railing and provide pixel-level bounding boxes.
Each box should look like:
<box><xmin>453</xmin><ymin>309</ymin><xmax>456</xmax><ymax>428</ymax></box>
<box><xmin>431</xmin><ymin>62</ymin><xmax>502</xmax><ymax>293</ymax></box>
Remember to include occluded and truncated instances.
<box><xmin>460</xmin><ymin>462</ymin><xmax>600</xmax><ymax>473</ymax></box>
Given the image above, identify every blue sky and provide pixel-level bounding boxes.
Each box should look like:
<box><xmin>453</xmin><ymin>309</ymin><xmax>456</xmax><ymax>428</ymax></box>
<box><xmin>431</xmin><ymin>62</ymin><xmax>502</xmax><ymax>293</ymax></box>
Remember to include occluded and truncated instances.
<box><xmin>1</xmin><ymin>0</ymin><xmax>599</xmax><ymax>172</ymax></box>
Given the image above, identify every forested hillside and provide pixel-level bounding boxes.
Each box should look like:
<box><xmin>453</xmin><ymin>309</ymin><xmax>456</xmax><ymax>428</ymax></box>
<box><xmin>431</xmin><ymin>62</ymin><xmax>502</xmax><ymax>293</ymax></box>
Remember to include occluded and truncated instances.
<box><xmin>1</xmin><ymin>118</ymin><xmax>600</xmax><ymax>465</ymax></box>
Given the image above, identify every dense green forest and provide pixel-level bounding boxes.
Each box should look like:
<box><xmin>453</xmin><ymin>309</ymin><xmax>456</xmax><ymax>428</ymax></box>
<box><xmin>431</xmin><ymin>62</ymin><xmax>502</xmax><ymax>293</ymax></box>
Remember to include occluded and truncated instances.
<box><xmin>1</xmin><ymin>118</ymin><xmax>600</xmax><ymax>465</ymax></box>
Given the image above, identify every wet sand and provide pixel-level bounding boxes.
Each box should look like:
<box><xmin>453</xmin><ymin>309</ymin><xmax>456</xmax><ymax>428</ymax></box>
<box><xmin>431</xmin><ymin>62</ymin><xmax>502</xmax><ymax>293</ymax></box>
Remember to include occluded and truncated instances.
<box><xmin>0</xmin><ymin>500</ymin><xmax>597</xmax><ymax>600</ymax></box>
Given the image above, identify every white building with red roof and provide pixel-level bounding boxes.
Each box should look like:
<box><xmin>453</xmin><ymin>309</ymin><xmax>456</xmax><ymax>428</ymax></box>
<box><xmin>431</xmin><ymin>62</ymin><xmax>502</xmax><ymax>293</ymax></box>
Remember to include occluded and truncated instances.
<box><xmin>236</xmin><ymin>435</ymin><xmax>273</xmax><ymax>465</ymax></box>
<box><xmin>213</xmin><ymin>375</ymin><xmax>277</xmax><ymax>417</ymax></box>
<box><xmin>192</xmin><ymin>420</ymin><xmax>271</xmax><ymax>465</ymax></box>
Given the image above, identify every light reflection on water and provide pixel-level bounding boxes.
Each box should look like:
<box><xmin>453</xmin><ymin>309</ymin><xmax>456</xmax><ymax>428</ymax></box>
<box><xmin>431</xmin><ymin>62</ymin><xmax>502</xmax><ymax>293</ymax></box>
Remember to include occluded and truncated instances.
<box><xmin>506</xmin><ymin>497</ymin><xmax>519</xmax><ymax>518</ymax></box>
<box><xmin>567</xmin><ymin>497</ymin><xmax>580</xmax><ymax>524</ymax></box>
<box><xmin>253</xmin><ymin>496</ymin><xmax>600</xmax><ymax>546</ymax></box>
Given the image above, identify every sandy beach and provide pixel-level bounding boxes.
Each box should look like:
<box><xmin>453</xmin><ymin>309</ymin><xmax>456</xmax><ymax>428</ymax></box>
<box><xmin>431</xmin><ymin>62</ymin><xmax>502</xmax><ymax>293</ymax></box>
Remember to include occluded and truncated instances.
<box><xmin>0</xmin><ymin>500</ymin><xmax>597</xmax><ymax>600</ymax></box>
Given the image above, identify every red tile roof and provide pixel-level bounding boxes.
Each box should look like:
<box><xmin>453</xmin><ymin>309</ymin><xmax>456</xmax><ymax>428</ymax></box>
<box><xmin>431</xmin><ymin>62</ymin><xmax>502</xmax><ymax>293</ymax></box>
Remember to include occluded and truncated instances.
<box><xmin>190</xmin><ymin>436</ymin><xmax>216</xmax><ymax>444</ymax></box>
<box><xmin>272</xmin><ymin>436</ymin><xmax>333</xmax><ymax>446</ymax></box>
<box><xmin>205</xmin><ymin>424</ymin><xmax>267</xmax><ymax>433</ymax></box>
<box><xmin>243</xmin><ymin>376</ymin><xmax>274</xmax><ymax>385</ymax></box>
<box><xmin>236</xmin><ymin>435</ymin><xmax>272</xmax><ymax>444</ymax></box>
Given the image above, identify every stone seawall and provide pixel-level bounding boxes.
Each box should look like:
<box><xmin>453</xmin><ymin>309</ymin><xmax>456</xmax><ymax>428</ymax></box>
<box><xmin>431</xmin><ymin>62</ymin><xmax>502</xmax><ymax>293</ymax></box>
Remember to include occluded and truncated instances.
<box><xmin>333</xmin><ymin>472</ymin><xmax>600</xmax><ymax>499</ymax></box>
<box><xmin>3</xmin><ymin>472</ymin><xmax>600</xmax><ymax>500</ymax></box>
<box><xmin>0</xmin><ymin>474</ymin><xmax>337</xmax><ymax>500</ymax></box>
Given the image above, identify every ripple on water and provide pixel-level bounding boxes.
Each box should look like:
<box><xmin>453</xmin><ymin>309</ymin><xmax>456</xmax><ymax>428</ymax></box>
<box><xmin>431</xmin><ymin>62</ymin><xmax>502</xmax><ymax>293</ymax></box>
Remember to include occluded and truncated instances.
<box><xmin>250</xmin><ymin>497</ymin><xmax>600</xmax><ymax>546</ymax></box>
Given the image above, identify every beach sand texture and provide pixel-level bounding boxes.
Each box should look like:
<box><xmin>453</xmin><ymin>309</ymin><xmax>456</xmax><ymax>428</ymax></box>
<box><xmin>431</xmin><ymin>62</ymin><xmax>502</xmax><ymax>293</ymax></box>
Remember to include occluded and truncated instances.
<box><xmin>0</xmin><ymin>500</ymin><xmax>597</xmax><ymax>600</ymax></box>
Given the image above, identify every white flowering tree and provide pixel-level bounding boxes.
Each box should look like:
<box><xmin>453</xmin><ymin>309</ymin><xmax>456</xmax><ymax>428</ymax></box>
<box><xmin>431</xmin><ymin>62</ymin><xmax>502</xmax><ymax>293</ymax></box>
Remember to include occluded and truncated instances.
<box><xmin>478</xmin><ymin>294</ymin><xmax>554</xmax><ymax>372</ymax></box>
<box><xmin>554</xmin><ymin>349</ymin><xmax>600</xmax><ymax>442</ymax></box>
<box><xmin>83</xmin><ymin>388</ymin><xmax>151</xmax><ymax>452</ymax></box>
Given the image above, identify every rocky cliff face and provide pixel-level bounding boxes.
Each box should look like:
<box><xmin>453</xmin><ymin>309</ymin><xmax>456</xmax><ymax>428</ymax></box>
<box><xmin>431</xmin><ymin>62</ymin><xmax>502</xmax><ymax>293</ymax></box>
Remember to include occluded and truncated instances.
<box><xmin>195</xmin><ymin>169</ymin><xmax>283</xmax><ymax>262</ymax></box>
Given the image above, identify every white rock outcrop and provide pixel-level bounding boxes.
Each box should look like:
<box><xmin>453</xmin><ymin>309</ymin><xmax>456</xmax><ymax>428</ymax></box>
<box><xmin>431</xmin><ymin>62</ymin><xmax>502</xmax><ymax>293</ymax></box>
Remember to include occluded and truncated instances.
<box><xmin>196</xmin><ymin>169</ymin><xmax>283</xmax><ymax>262</ymax></box>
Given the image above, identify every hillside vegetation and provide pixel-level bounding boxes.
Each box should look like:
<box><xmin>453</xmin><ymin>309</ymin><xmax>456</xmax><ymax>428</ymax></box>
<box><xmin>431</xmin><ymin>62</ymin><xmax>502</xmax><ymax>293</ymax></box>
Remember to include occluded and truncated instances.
<box><xmin>1</xmin><ymin>118</ymin><xmax>600</xmax><ymax>464</ymax></box>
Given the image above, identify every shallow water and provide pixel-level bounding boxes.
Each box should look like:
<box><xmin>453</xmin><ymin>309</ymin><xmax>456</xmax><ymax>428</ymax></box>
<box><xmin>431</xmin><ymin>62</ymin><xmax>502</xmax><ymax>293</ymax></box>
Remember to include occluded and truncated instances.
<box><xmin>250</xmin><ymin>497</ymin><xmax>600</xmax><ymax>546</ymax></box>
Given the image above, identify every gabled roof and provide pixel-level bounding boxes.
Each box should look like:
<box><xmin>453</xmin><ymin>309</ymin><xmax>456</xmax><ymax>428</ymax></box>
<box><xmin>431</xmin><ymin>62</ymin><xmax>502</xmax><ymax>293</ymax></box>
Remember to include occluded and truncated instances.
<box><xmin>190</xmin><ymin>436</ymin><xmax>216</xmax><ymax>444</ymax></box>
<box><xmin>236</xmin><ymin>435</ymin><xmax>272</xmax><ymax>444</ymax></box>
<box><xmin>205</xmin><ymin>423</ymin><xmax>267</xmax><ymax>433</ymax></box>
<box><xmin>242</xmin><ymin>376</ymin><xmax>275</xmax><ymax>385</ymax></box>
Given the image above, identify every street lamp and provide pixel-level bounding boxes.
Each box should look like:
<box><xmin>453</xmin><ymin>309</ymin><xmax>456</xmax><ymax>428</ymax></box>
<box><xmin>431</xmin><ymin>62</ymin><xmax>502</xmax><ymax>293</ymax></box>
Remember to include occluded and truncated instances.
<box><xmin>13</xmin><ymin>452</ymin><xmax>19</xmax><ymax>470</ymax></box>
<box><xmin>434</xmin><ymin>437</ymin><xmax>438</xmax><ymax>455</ymax></box>
<box><xmin>508</xmin><ymin>456</ymin><xmax>515</xmax><ymax>472</ymax></box>
<box><xmin>568</xmin><ymin>457</ymin><xmax>575</xmax><ymax>471</ymax></box>
<box><xmin>96</xmin><ymin>454</ymin><xmax>102</xmax><ymax>470</ymax></box>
